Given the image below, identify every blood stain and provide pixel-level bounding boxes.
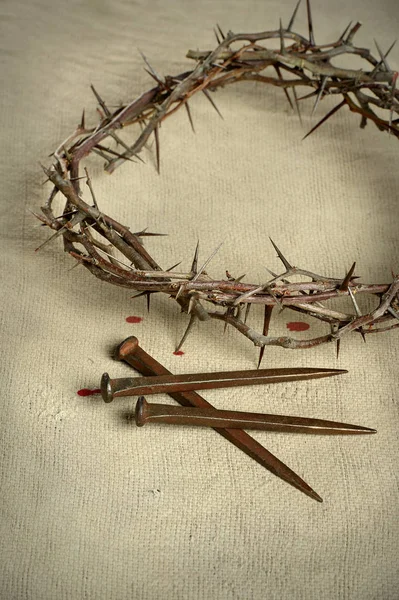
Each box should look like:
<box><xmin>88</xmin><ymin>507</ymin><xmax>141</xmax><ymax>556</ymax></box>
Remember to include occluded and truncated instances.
<box><xmin>173</xmin><ymin>350</ymin><xmax>185</xmax><ymax>356</ymax></box>
<box><xmin>286</xmin><ymin>321</ymin><xmax>310</xmax><ymax>332</ymax></box>
<box><xmin>126</xmin><ymin>316</ymin><xmax>143</xmax><ymax>323</ymax></box>
<box><xmin>77</xmin><ymin>388</ymin><xmax>101</xmax><ymax>396</ymax></box>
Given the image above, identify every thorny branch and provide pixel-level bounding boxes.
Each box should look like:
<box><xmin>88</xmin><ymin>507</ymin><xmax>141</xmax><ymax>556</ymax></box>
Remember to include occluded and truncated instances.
<box><xmin>37</xmin><ymin>2</ymin><xmax>399</xmax><ymax>357</ymax></box>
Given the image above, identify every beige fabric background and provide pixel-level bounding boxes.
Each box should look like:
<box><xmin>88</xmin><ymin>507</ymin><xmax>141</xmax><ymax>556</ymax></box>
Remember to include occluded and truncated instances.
<box><xmin>1</xmin><ymin>0</ymin><xmax>398</xmax><ymax>598</ymax></box>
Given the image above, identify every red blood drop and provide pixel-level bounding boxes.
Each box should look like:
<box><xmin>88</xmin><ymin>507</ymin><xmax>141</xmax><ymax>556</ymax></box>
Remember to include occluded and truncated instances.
<box><xmin>77</xmin><ymin>388</ymin><xmax>101</xmax><ymax>396</ymax></box>
<box><xmin>173</xmin><ymin>350</ymin><xmax>185</xmax><ymax>356</ymax></box>
<box><xmin>286</xmin><ymin>321</ymin><xmax>310</xmax><ymax>332</ymax></box>
<box><xmin>126</xmin><ymin>316</ymin><xmax>143</xmax><ymax>323</ymax></box>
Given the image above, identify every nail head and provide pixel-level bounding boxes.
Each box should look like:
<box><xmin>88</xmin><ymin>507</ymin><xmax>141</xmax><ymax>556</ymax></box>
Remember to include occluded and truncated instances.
<box><xmin>135</xmin><ymin>396</ymin><xmax>148</xmax><ymax>426</ymax></box>
<box><xmin>101</xmin><ymin>372</ymin><xmax>114</xmax><ymax>403</ymax></box>
<box><xmin>115</xmin><ymin>336</ymin><xmax>139</xmax><ymax>361</ymax></box>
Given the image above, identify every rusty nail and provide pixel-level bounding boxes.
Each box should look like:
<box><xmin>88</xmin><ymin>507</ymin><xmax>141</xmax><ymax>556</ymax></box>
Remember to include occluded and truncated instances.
<box><xmin>101</xmin><ymin>365</ymin><xmax>347</xmax><ymax>403</ymax></box>
<box><xmin>114</xmin><ymin>336</ymin><xmax>324</xmax><ymax>502</ymax></box>
<box><xmin>135</xmin><ymin>396</ymin><xmax>376</xmax><ymax>434</ymax></box>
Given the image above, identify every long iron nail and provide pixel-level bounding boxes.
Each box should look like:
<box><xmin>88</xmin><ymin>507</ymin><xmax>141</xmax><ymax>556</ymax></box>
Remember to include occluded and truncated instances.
<box><xmin>135</xmin><ymin>397</ymin><xmax>376</xmax><ymax>434</ymax></box>
<box><xmin>115</xmin><ymin>336</ymin><xmax>324</xmax><ymax>502</ymax></box>
<box><xmin>101</xmin><ymin>366</ymin><xmax>347</xmax><ymax>403</ymax></box>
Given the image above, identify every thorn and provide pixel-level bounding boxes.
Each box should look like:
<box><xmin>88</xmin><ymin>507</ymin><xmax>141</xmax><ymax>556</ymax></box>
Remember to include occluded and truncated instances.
<box><xmin>266</xmin><ymin>285</ymin><xmax>284</xmax><ymax>312</ymax></box>
<box><xmin>339</xmin><ymin>262</ymin><xmax>356</xmax><ymax>292</ymax></box>
<box><xmin>287</xmin><ymin>0</ymin><xmax>301</xmax><ymax>32</ymax></box>
<box><xmin>190</xmin><ymin>241</ymin><xmax>199</xmax><ymax>274</ymax></box>
<box><xmin>279</xmin><ymin>18</ymin><xmax>286</xmax><ymax>54</ymax></box>
<box><xmin>134</xmin><ymin>229</ymin><xmax>167</xmax><ymax>237</ymax></box>
<box><xmin>138</xmin><ymin>49</ymin><xmax>164</xmax><ymax>85</ymax></box>
<box><xmin>202</xmin><ymin>89</ymin><xmax>223</xmax><ymax>119</ymax></box>
<box><xmin>184</xmin><ymin>102</ymin><xmax>195</xmax><ymax>133</ymax></box>
<box><xmin>348</xmin><ymin>287</ymin><xmax>362</xmax><ymax>317</ymax></box>
<box><xmin>175</xmin><ymin>284</ymin><xmax>185</xmax><ymax>300</ymax></box>
<box><xmin>154</xmin><ymin>125</ymin><xmax>160</xmax><ymax>174</ymax></box>
<box><xmin>339</xmin><ymin>21</ymin><xmax>352</xmax><ymax>42</ymax></box>
<box><xmin>330</xmin><ymin>323</ymin><xmax>341</xmax><ymax>359</ymax></box>
<box><xmin>330</xmin><ymin>323</ymin><xmax>342</xmax><ymax>358</ymax></box>
<box><xmin>303</xmin><ymin>100</ymin><xmax>346</xmax><ymax>140</ymax></box>
<box><xmin>257</xmin><ymin>305</ymin><xmax>273</xmax><ymax>368</ymax></box>
<box><xmin>214</xmin><ymin>28</ymin><xmax>221</xmax><ymax>44</ymax></box>
<box><xmin>62</xmin><ymin>145</ymin><xmax>72</xmax><ymax>162</ymax></box>
<box><xmin>211</xmin><ymin>61</ymin><xmax>228</xmax><ymax>71</ymax></box>
<box><xmin>108</xmin><ymin>132</ymin><xmax>133</xmax><ymax>153</ymax></box>
<box><xmin>387</xmin><ymin>306</ymin><xmax>399</xmax><ymax>321</ymax></box>
<box><xmin>96</xmin><ymin>107</ymin><xmax>107</xmax><ymax>122</ymax></box>
<box><xmin>311</xmin><ymin>76</ymin><xmax>328</xmax><ymax>116</ymax></box>
<box><xmin>35</xmin><ymin>210</ymin><xmax>86</xmax><ymax>252</ymax></box>
<box><xmin>80</xmin><ymin>109</ymin><xmax>86</xmax><ymax>130</ymax></box>
<box><xmin>144</xmin><ymin>69</ymin><xmax>163</xmax><ymax>87</ymax></box>
<box><xmin>257</xmin><ymin>347</ymin><xmax>265</xmax><ymax>370</ymax></box>
<box><xmin>297</xmin><ymin>89</ymin><xmax>318</xmax><ymax>102</ymax></box>
<box><xmin>29</xmin><ymin>209</ymin><xmax>48</xmax><ymax>225</ymax></box>
<box><xmin>166</xmin><ymin>261</ymin><xmax>182</xmax><ymax>272</ymax></box>
<box><xmin>306</xmin><ymin>0</ymin><xmax>315</xmax><ymax>45</ymax></box>
<box><xmin>347</xmin><ymin>294</ymin><xmax>366</xmax><ymax>343</ymax></box>
<box><xmin>35</xmin><ymin>228</ymin><xmax>66</xmax><ymax>252</ymax></box>
<box><xmin>68</xmin><ymin>260</ymin><xmax>82</xmax><ymax>272</ymax></box>
<box><xmin>188</xmin><ymin>292</ymin><xmax>198</xmax><ymax>315</ymax></box>
<box><xmin>40</xmin><ymin>163</ymin><xmax>52</xmax><ymax>178</ymax></box>
<box><xmin>97</xmin><ymin>143</ymin><xmax>144</xmax><ymax>164</ymax></box>
<box><xmin>265</xmin><ymin>269</ymin><xmax>274</xmax><ymax>280</ymax></box>
<box><xmin>90</xmin><ymin>84</ymin><xmax>111</xmax><ymax>117</ymax></box>
<box><xmin>370</xmin><ymin>39</ymin><xmax>396</xmax><ymax>77</ymax></box>
<box><xmin>292</xmin><ymin>87</ymin><xmax>303</xmax><ymax>126</ymax></box>
<box><xmin>374</xmin><ymin>39</ymin><xmax>391</xmax><ymax>72</ymax></box>
<box><xmin>274</xmin><ymin>65</ymin><xmax>293</xmax><ymax>110</ymax></box>
<box><xmin>192</xmin><ymin>242</ymin><xmax>223</xmax><ymax>282</ymax></box>
<box><xmin>216</xmin><ymin>24</ymin><xmax>226</xmax><ymax>40</ymax></box>
<box><xmin>131</xmin><ymin>290</ymin><xmax>157</xmax><ymax>309</ymax></box>
<box><xmin>84</xmin><ymin>167</ymin><xmax>99</xmax><ymax>210</ymax></box>
<box><xmin>269</xmin><ymin>238</ymin><xmax>292</xmax><ymax>270</ymax></box>
<box><xmin>92</xmin><ymin>147</ymin><xmax>112</xmax><ymax>163</ymax></box>
<box><xmin>175</xmin><ymin>314</ymin><xmax>197</xmax><ymax>351</ymax></box>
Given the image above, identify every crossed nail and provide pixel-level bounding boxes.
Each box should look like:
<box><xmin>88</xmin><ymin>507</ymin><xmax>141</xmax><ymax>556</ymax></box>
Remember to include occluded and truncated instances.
<box><xmin>98</xmin><ymin>336</ymin><xmax>376</xmax><ymax>503</ymax></box>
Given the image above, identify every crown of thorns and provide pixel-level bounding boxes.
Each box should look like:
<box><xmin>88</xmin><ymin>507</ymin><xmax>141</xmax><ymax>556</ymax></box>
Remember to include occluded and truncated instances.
<box><xmin>37</xmin><ymin>1</ymin><xmax>399</xmax><ymax>361</ymax></box>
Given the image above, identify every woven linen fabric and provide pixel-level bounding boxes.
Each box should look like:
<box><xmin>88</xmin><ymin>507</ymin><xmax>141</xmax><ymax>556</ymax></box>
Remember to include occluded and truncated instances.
<box><xmin>1</xmin><ymin>0</ymin><xmax>398</xmax><ymax>598</ymax></box>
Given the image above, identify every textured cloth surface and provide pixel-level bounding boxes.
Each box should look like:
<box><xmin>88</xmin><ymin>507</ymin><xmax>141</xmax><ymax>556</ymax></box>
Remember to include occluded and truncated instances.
<box><xmin>1</xmin><ymin>1</ymin><xmax>398</xmax><ymax>598</ymax></box>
